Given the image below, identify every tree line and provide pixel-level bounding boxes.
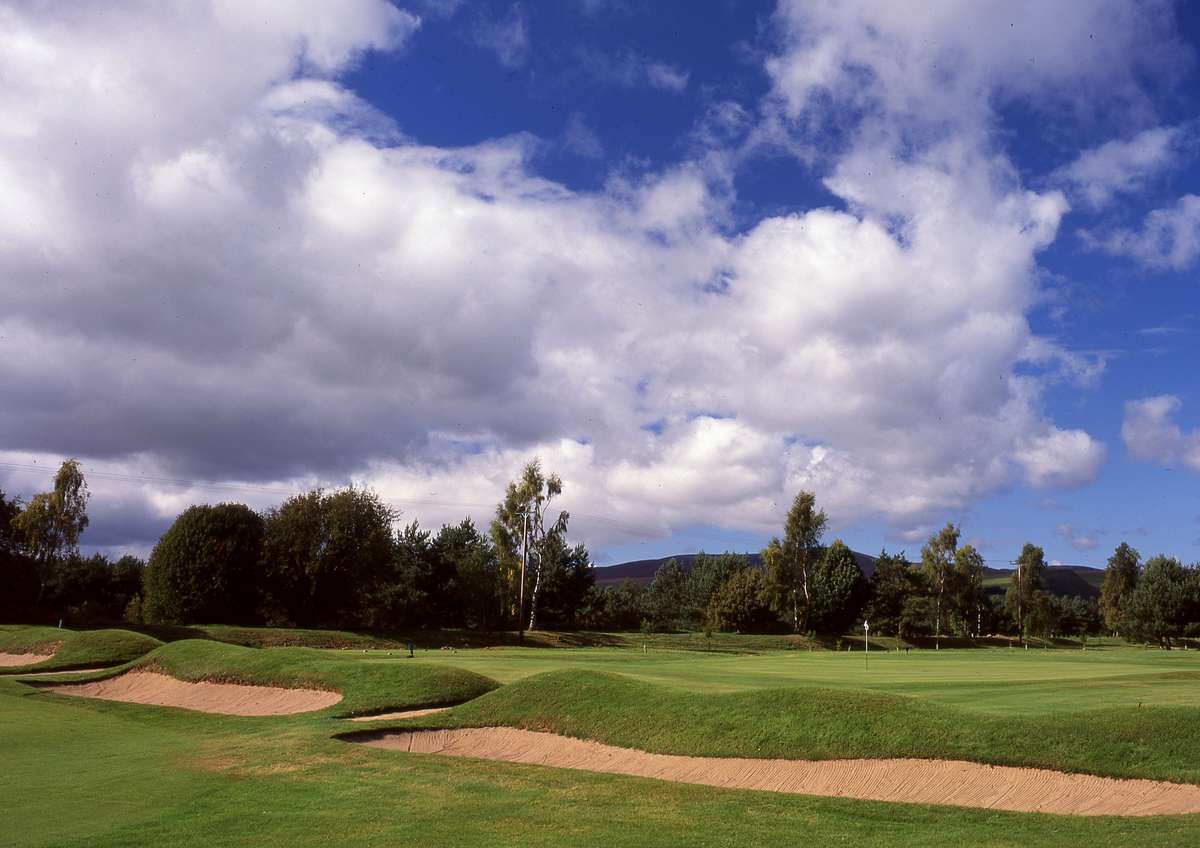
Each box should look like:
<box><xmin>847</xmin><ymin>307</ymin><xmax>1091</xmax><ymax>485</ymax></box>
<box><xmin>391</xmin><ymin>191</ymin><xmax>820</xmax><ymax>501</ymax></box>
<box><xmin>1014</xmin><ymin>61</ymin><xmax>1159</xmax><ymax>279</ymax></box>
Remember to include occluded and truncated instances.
<box><xmin>2</xmin><ymin>460</ymin><xmax>1199</xmax><ymax>644</ymax></box>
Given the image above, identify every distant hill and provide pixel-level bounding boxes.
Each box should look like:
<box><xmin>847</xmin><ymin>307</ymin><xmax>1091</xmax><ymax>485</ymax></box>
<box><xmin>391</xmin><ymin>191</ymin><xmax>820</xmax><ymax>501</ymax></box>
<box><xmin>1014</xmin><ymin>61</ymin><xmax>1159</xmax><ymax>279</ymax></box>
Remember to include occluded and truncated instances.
<box><xmin>596</xmin><ymin>553</ymin><xmax>1104</xmax><ymax>599</ymax></box>
<box><xmin>982</xmin><ymin>565</ymin><xmax>1105</xmax><ymax>599</ymax></box>
<box><xmin>594</xmin><ymin>550</ymin><xmax>879</xmax><ymax>586</ymax></box>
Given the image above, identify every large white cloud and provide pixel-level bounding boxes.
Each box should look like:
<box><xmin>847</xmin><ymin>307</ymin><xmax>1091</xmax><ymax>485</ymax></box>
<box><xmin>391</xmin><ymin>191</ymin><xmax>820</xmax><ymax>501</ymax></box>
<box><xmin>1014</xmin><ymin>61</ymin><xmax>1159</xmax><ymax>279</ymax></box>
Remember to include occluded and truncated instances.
<box><xmin>1</xmin><ymin>0</ymin><xmax>1155</xmax><ymax>555</ymax></box>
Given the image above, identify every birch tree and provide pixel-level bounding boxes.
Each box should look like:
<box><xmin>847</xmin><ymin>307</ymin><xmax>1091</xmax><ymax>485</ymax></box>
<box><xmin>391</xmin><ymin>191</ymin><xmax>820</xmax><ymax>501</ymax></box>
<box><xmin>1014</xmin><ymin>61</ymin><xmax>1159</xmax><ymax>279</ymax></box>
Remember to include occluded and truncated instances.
<box><xmin>490</xmin><ymin>460</ymin><xmax>568</xmax><ymax>632</ymax></box>
<box><xmin>765</xmin><ymin>491</ymin><xmax>827</xmax><ymax>633</ymax></box>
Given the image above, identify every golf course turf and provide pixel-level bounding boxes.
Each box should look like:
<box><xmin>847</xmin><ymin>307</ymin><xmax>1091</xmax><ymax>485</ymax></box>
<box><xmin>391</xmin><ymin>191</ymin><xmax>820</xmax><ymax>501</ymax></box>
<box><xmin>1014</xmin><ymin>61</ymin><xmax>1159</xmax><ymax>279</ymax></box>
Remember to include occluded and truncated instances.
<box><xmin>7</xmin><ymin>627</ymin><xmax>1200</xmax><ymax>845</ymax></box>
<box><xmin>0</xmin><ymin>625</ymin><xmax>163</xmax><ymax>675</ymax></box>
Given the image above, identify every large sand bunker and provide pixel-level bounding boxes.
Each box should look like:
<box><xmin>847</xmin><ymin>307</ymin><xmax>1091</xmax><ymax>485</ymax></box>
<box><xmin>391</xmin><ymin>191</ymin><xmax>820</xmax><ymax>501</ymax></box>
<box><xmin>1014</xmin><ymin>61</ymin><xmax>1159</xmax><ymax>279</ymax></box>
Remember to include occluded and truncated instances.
<box><xmin>0</xmin><ymin>643</ymin><xmax>59</xmax><ymax>667</ymax></box>
<box><xmin>357</xmin><ymin>727</ymin><xmax>1200</xmax><ymax>817</ymax></box>
<box><xmin>46</xmin><ymin>671</ymin><xmax>342</xmax><ymax>716</ymax></box>
<box><xmin>349</xmin><ymin>707</ymin><xmax>450</xmax><ymax>722</ymax></box>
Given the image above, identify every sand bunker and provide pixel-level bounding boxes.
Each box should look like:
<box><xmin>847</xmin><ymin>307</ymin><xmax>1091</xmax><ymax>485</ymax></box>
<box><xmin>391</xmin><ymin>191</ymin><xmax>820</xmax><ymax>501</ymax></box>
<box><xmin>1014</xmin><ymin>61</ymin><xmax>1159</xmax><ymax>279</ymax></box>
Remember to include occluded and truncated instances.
<box><xmin>0</xmin><ymin>643</ymin><xmax>59</xmax><ymax>667</ymax></box>
<box><xmin>348</xmin><ymin>707</ymin><xmax>450</xmax><ymax>722</ymax></box>
<box><xmin>46</xmin><ymin>671</ymin><xmax>342</xmax><ymax>716</ymax></box>
<box><xmin>357</xmin><ymin>727</ymin><xmax>1200</xmax><ymax>817</ymax></box>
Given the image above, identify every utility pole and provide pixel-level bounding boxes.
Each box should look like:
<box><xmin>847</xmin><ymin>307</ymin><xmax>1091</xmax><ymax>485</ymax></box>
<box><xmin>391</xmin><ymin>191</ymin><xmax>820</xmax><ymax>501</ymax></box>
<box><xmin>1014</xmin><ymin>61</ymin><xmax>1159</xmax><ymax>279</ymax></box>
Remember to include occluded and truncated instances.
<box><xmin>518</xmin><ymin>510</ymin><xmax>529</xmax><ymax>643</ymax></box>
<box><xmin>1017</xmin><ymin>557</ymin><xmax>1023</xmax><ymax>648</ymax></box>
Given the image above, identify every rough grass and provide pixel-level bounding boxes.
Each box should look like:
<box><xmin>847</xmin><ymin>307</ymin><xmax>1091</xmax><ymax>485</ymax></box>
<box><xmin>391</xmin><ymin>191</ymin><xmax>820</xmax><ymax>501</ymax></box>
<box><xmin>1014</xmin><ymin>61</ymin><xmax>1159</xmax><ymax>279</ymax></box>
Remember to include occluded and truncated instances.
<box><xmin>384</xmin><ymin>669</ymin><xmax>1200</xmax><ymax>784</ymax></box>
<box><xmin>58</xmin><ymin>638</ymin><xmax>501</xmax><ymax>716</ymax></box>
<box><xmin>0</xmin><ymin>625</ymin><xmax>162</xmax><ymax>674</ymax></box>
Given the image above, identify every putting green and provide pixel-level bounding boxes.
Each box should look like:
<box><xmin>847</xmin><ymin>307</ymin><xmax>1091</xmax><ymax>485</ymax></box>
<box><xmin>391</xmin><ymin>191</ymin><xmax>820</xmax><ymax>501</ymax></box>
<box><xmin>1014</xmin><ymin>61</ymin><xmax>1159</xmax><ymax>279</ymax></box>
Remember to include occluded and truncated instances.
<box><xmin>345</xmin><ymin>644</ymin><xmax>1200</xmax><ymax>713</ymax></box>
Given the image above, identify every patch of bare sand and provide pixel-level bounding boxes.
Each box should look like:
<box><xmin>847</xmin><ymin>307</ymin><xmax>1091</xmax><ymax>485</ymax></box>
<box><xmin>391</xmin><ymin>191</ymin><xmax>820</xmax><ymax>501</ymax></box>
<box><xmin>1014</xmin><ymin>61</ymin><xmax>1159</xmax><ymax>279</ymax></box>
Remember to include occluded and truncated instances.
<box><xmin>358</xmin><ymin>727</ymin><xmax>1200</xmax><ymax>817</ymax></box>
<box><xmin>46</xmin><ymin>671</ymin><xmax>342</xmax><ymax>716</ymax></box>
<box><xmin>0</xmin><ymin>642</ymin><xmax>60</xmax><ymax>667</ymax></box>
<box><xmin>348</xmin><ymin>707</ymin><xmax>449</xmax><ymax>722</ymax></box>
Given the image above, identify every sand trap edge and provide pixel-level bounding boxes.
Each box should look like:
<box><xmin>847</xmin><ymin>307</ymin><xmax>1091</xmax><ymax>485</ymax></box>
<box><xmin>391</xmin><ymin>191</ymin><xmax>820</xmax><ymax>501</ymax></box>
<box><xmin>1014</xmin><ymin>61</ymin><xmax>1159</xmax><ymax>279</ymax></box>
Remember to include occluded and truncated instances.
<box><xmin>346</xmin><ymin>726</ymin><xmax>1200</xmax><ymax>817</ymax></box>
<box><xmin>348</xmin><ymin>706</ymin><xmax>451</xmax><ymax>722</ymax></box>
<box><xmin>43</xmin><ymin>670</ymin><xmax>342</xmax><ymax>716</ymax></box>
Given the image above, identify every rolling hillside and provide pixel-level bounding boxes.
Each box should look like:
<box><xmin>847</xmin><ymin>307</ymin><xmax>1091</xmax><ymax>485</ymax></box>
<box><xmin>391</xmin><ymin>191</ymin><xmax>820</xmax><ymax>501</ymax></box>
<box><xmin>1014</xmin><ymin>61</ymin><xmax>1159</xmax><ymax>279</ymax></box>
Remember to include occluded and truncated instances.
<box><xmin>596</xmin><ymin>554</ymin><xmax>1104</xmax><ymax>599</ymax></box>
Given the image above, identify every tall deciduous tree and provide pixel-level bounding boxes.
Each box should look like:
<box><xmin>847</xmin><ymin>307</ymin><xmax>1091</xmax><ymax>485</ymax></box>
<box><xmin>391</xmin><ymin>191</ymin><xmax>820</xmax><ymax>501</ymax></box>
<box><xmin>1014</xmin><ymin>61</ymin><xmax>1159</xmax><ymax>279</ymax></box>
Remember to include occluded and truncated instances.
<box><xmin>952</xmin><ymin>544</ymin><xmax>986</xmax><ymax>637</ymax></box>
<box><xmin>490</xmin><ymin>460</ymin><xmax>569</xmax><ymax>631</ymax></box>
<box><xmin>764</xmin><ymin>491</ymin><xmax>827</xmax><ymax>633</ymax></box>
<box><xmin>1007</xmin><ymin>542</ymin><xmax>1047</xmax><ymax>644</ymax></box>
<box><xmin>1099</xmin><ymin>542</ymin><xmax>1140</xmax><ymax>635</ymax></box>
<box><xmin>142</xmin><ymin>503</ymin><xmax>265</xmax><ymax>625</ymax></box>
<box><xmin>12</xmin><ymin>459</ymin><xmax>90</xmax><ymax>563</ymax></box>
<box><xmin>920</xmin><ymin>523</ymin><xmax>960</xmax><ymax>649</ymax></box>
<box><xmin>259</xmin><ymin>486</ymin><xmax>397</xmax><ymax>627</ymax></box>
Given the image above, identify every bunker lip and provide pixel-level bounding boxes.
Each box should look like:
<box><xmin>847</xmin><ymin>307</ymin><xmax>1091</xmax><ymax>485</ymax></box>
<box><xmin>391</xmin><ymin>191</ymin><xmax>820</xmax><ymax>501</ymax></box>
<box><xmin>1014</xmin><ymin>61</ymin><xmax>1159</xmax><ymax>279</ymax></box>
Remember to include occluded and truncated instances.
<box><xmin>14</xmin><ymin>666</ymin><xmax>122</xmax><ymax>678</ymax></box>
<box><xmin>0</xmin><ymin>643</ymin><xmax>61</xmax><ymax>668</ymax></box>
<box><xmin>348</xmin><ymin>706</ymin><xmax>451</xmax><ymax>722</ymax></box>
<box><xmin>347</xmin><ymin>726</ymin><xmax>1200</xmax><ymax>817</ymax></box>
<box><xmin>42</xmin><ymin>670</ymin><xmax>342</xmax><ymax>716</ymax></box>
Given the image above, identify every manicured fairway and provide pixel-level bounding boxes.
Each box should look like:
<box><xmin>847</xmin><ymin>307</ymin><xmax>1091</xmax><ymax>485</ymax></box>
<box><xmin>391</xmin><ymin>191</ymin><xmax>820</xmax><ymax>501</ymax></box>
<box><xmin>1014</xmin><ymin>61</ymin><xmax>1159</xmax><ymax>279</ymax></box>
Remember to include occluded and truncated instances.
<box><xmin>353</xmin><ymin>643</ymin><xmax>1200</xmax><ymax>713</ymax></box>
<box><xmin>7</xmin><ymin>630</ymin><xmax>1200</xmax><ymax>846</ymax></box>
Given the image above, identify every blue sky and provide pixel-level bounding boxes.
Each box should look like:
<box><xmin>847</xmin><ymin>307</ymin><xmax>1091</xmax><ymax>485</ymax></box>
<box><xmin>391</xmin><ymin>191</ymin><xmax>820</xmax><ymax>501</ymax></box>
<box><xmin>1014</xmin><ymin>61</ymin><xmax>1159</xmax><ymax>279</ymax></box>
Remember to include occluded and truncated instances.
<box><xmin>2</xmin><ymin>1</ymin><xmax>1200</xmax><ymax>569</ymax></box>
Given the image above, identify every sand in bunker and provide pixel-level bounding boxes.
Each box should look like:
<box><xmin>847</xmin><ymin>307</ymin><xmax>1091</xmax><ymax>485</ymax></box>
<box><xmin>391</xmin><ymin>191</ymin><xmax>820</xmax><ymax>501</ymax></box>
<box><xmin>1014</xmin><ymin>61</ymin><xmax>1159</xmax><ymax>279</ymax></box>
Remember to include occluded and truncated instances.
<box><xmin>359</xmin><ymin>727</ymin><xmax>1200</xmax><ymax>817</ymax></box>
<box><xmin>46</xmin><ymin>671</ymin><xmax>342</xmax><ymax>716</ymax></box>
<box><xmin>0</xmin><ymin>643</ymin><xmax>59</xmax><ymax>667</ymax></box>
<box><xmin>349</xmin><ymin>707</ymin><xmax>450</xmax><ymax>722</ymax></box>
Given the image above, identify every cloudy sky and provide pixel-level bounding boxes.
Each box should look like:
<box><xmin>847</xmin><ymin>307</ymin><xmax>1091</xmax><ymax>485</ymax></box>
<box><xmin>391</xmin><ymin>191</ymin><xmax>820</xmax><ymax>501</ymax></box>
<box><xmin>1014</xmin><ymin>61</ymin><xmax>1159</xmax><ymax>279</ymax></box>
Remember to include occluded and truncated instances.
<box><xmin>3</xmin><ymin>0</ymin><xmax>1200</xmax><ymax>567</ymax></box>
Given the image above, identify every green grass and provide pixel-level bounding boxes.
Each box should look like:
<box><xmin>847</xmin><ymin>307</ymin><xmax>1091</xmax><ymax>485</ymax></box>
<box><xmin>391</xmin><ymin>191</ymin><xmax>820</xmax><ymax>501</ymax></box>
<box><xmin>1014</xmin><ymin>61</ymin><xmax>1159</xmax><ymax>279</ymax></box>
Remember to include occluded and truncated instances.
<box><xmin>388</xmin><ymin>669</ymin><xmax>1200</xmax><ymax>782</ymax></box>
<box><xmin>358</xmin><ymin>640</ymin><xmax>1200</xmax><ymax>711</ymax></box>
<box><xmin>0</xmin><ymin>625</ymin><xmax>162</xmax><ymax>674</ymax></box>
<box><xmin>8</xmin><ymin>629</ymin><xmax>1200</xmax><ymax>846</ymax></box>
<box><xmin>63</xmin><ymin>639</ymin><xmax>501</xmax><ymax>716</ymax></box>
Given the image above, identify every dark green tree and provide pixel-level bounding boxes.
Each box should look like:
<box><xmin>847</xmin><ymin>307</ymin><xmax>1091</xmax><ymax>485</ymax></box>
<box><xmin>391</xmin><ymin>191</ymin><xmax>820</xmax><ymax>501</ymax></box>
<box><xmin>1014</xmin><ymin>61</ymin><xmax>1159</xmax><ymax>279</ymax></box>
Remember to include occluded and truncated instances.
<box><xmin>431</xmin><ymin>518</ymin><xmax>498</xmax><ymax>630</ymax></box>
<box><xmin>646</xmin><ymin>558</ymin><xmax>689</xmax><ymax>631</ymax></box>
<box><xmin>0</xmin><ymin>488</ymin><xmax>21</xmax><ymax>555</ymax></box>
<box><xmin>865</xmin><ymin>550</ymin><xmax>923</xmax><ymax>636</ymax></box>
<box><xmin>1099</xmin><ymin>542</ymin><xmax>1140</xmax><ymax>635</ymax></box>
<box><xmin>707</xmin><ymin>568</ymin><xmax>777</xmax><ymax>633</ymax></box>
<box><xmin>528</xmin><ymin>536</ymin><xmax>594</xmax><ymax>629</ymax></box>
<box><xmin>687</xmin><ymin>552</ymin><xmax>748</xmax><ymax>628</ymax></box>
<box><xmin>764</xmin><ymin>491</ymin><xmax>827</xmax><ymax>633</ymax></box>
<box><xmin>259</xmin><ymin>487</ymin><xmax>397</xmax><ymax>628</ymax></box>
<box><xmin>1123</xmin><ymin>555</ymin><xmax>1196</xmax><ymax>647</ymax></box>
<box><xmin>810</xmin><ymin>539</ymin><xmax>869</xmax><ymax>634</ymax></box>
<box><xmin>142</xmin><ymin>503</ymin><xmax>265</xmax><ymax>625</ymax></box>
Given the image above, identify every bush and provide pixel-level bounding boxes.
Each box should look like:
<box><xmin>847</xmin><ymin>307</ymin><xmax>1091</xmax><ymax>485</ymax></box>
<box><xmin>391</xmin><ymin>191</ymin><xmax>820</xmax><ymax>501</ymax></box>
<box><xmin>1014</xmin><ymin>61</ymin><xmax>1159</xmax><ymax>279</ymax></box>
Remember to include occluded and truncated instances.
<box><xmin>142</xmin><ymin>503</ymin><xmax>265</xmax><ymax>625</ymax></box>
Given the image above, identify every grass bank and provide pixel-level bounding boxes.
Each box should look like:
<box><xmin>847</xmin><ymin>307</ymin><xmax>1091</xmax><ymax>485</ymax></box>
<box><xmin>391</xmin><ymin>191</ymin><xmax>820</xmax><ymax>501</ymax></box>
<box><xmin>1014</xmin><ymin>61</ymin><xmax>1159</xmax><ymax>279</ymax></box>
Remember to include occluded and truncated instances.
<box><xmin>389</xmin><ymin>669</ymin><xmax>1200</xmax><ymax>784</ymax></box>
<box><xmin>0</xmin><ymin>625</ymin><xmax>162</xmax><ymax>674</ymax></box>
<box><xmin>59</xmin><ymin>639</ymin><xmax>501</xmax><ymax>716</ymax></box>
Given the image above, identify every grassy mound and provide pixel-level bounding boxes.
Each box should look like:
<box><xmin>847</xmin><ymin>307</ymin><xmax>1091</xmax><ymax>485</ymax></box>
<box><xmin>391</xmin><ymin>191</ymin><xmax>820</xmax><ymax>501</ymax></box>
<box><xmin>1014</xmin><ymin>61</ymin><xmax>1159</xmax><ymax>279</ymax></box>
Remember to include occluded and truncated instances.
<box><xmin>401</xmin><ymin>669</ymin><xmax>1200</xmax><ymax>784</ymax></box>
<box><xmin>68</xmin><ymin>639</ymin><xmax>501</xmax><ymax>716</ymax></box>
<box><xmin>0</xmin><ymin>625</ymin><xmax>162</xmax><ymax>674</ymax></box>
